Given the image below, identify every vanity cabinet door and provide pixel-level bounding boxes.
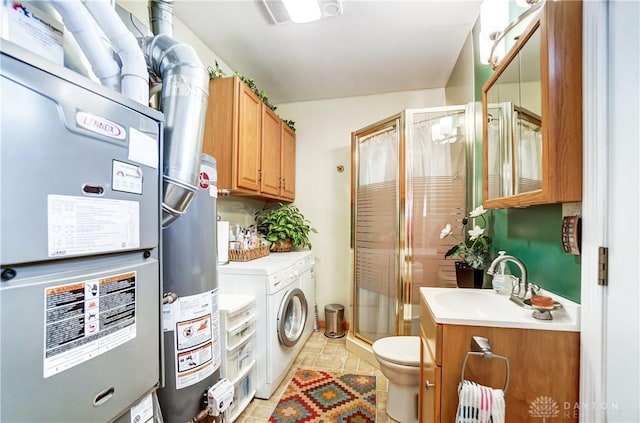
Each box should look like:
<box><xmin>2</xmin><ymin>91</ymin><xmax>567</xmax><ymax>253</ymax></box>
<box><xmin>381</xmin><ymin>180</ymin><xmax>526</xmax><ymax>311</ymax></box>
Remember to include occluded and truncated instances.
<box><xmin>420</xmin><ymin>330</ymin><xmax>441</xmax><ymax>423</ymax></box>
<box><xmin>482</xmin><ymin>0</ymin><xmax>582</xmax><ymax>208</ymax></box>
<box><xmin>420</xmin><ymin>297</ymin><xmax>441</xmax><ymax>422</ymax></box>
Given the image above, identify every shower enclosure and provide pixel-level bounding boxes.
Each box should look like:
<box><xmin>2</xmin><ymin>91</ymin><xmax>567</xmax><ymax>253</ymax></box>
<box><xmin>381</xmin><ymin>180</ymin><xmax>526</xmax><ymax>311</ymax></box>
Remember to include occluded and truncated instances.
<box><xmin>351</xmin><ymin>105</ymin><xmax>474</xmax><ymax>343</ymax></box>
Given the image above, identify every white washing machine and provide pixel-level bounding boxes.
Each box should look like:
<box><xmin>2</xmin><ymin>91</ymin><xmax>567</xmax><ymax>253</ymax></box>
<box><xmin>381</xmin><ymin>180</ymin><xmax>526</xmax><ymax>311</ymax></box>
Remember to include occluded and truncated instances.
<box><xmin>292</xmin><ymin>252</ymin><xmax>316</xmax><ymax>338</ymax></box>
<box><xmin>217</xmin><ymin>251</ymin><xmax>313</xmax><ymax>399</ymax></box>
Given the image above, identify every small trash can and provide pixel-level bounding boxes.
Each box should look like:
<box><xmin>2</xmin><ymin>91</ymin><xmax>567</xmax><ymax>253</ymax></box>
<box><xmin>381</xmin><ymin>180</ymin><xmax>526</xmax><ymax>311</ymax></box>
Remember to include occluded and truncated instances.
<box><xmin>324</xmin><ymin>303</ymin><xmax>345</xmax><ymax>338</ymax></box>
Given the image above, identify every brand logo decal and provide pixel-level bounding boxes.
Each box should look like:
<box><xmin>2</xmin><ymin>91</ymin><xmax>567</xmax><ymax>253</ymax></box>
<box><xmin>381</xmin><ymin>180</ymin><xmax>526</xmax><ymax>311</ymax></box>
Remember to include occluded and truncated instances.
<box><xmin>76</xmin><ymin>111</ymin><xmax>126</xmax><ymax>140</ymax></box>
<box><xmin>529</xmin><ymin>396</ymin><xmax>560</xmax><ymax>421</ymax></box>
<box><xmin>199</xmin><ymin>171</ymin><xmax>210</xmax><ymax>189</ymax></box>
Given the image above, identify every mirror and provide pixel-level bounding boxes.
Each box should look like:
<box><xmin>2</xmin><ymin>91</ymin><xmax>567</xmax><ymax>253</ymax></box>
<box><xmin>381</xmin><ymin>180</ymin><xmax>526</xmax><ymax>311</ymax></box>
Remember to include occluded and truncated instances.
<box><xmin>484</xmin><ymin>22</ymin><xmax>542</xmax><ymax>201</ymax></box>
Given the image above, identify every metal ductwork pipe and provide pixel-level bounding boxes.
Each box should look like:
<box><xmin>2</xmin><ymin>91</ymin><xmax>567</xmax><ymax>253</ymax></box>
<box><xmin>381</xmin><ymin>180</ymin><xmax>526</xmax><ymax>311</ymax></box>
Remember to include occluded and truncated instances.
<box><xmin>143</xmin><ymin>34</ymin><xmax>209</xmax><ymax>228</ymax></box>
<box><xmin>149</xmin><ymin>0</ymin><xmax>174</xmax><ymax>37</ymax></box>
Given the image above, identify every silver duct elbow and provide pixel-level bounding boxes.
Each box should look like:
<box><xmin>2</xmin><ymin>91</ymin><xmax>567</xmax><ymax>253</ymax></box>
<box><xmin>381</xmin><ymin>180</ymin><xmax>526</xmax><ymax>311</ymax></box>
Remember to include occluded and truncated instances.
<box><xmin>143</xmin><ymin>35</ymin><xmax>209</xmax><ymax>228</ymax></box>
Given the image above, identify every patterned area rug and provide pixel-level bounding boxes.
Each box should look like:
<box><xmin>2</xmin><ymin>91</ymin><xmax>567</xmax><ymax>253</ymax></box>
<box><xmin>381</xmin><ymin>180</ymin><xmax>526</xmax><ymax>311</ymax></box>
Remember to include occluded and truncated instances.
<box><xmin>269</xmin><ymin>368</ymin><xmax>377</xmax><ymax>423</ymax></box>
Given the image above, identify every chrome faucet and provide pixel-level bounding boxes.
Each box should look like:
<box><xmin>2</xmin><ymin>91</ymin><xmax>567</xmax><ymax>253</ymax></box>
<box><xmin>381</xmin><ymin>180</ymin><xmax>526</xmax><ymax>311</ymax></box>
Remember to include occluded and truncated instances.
<box><xmin>487</xmin><ymin>254</ymin><xmax>530</xmax><ymax>299</ymax></box>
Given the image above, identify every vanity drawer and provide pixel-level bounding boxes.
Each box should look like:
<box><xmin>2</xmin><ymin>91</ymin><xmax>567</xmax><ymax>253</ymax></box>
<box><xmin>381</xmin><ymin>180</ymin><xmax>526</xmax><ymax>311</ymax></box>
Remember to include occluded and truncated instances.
<box><xmin>420</xmin><ymin>297</ymin><xmax>442</xmax><ymax>366</ymax></box>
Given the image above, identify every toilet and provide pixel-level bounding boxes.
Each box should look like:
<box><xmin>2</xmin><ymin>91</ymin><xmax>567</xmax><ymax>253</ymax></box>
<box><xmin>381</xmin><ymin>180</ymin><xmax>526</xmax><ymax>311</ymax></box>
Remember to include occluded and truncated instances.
<box><xmin>372</xmin><ymin>336</ymin><xmax>421</xmax><ymax>423</ymax></box>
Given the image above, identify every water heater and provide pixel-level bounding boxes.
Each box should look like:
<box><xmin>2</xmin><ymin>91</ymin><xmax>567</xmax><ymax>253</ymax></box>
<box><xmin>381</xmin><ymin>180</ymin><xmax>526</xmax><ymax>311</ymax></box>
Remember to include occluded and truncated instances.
<box><xmin>158</xmin><ymin>154</ymin><xmax>221</xmax><ymax>422</ymax></box>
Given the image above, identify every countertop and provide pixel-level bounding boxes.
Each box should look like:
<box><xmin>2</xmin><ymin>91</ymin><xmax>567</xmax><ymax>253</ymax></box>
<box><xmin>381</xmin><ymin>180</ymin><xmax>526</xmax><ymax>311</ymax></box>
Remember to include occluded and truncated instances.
<box><xmin>420</xmin><ymin>287</ymin><xmax>581</xmax><ymax>332</ymax></box>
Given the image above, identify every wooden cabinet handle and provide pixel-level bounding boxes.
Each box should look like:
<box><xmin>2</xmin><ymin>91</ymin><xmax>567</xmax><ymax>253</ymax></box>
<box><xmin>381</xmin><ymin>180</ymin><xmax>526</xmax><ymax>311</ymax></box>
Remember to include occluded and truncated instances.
<box><xmin>425</xmin><ymin>380</ymin><xmax>436</xmax><ymax>390</ymax></box>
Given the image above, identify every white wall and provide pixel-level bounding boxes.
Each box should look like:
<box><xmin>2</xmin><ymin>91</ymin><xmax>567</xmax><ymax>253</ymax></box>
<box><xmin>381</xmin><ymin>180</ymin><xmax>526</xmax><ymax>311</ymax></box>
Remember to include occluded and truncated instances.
<box><xmin>116</xmin><ymin>1</ymin><xmax>233</xmax><ymax>75</ymax></box>
<box><xmin>277</xmin><ymin>89</ymin><xmax>447</xmax><ymax>321</ymax></box>
<box><xmin>445</xmin><ymin>32</ymin><xmax>475</xmax><ymax>105</ymax></box>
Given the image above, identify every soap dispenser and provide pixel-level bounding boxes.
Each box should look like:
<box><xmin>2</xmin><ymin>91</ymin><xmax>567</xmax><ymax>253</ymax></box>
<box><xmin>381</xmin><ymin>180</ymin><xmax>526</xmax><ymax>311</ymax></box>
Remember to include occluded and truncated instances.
<box><xmin>492</xmin><ymin>251</ymin><xmax>512</xmax><ymax>295</ymax></box>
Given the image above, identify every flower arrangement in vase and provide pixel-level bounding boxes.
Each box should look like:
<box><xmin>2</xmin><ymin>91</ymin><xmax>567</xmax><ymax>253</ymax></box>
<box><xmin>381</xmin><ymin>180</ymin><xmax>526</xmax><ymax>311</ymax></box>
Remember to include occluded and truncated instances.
<box><xmin>440</xmin><ymin>206</ymin><xmax>492</xmax><ymax>288</ymax></box>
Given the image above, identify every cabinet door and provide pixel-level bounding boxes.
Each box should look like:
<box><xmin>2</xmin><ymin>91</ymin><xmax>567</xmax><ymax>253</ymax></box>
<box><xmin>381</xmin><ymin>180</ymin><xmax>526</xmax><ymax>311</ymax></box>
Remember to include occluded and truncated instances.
<box><xmin>482</xmin><ymin>1</ymin><xmax>582</xmax><ymax>208</ymax></box>
<box><xmin>420</xmin><ymin>329</ymin><xmax>440</xmax><ymax>423</ymax></box>
<box><xmin>236</xmin><ymin>83</ymin><xmax>262</xmax><ymax>191</ymax></box>
<box><xmin>261</xmin><ymin>106</ymin><xmax>282</xmax><ymax>197</ymax></box>
<box><xmin>281</xmin><ymin>124</ymin><xmax>296</xmax><ymax>200</ymax></box>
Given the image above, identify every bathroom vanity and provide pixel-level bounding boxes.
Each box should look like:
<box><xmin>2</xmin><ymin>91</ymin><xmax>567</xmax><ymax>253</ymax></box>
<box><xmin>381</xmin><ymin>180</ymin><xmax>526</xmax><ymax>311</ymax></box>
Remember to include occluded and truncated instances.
<box><xmin>419</xmin><ymin>288</ymin><xmax>580</xmax><ymax>422</ymax></box>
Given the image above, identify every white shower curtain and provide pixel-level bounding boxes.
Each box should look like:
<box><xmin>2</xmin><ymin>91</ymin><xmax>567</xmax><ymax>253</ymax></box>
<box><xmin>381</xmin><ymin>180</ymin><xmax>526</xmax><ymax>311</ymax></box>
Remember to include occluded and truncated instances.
<box><xmin>358</xmin><ymin>129</ymin><xmax>398</xmax><ymax>185</ymax></box>
<box><xmin>515</xmin><ymin>120</ymin><xmax>542</xmax><ymax>193</ymax></box>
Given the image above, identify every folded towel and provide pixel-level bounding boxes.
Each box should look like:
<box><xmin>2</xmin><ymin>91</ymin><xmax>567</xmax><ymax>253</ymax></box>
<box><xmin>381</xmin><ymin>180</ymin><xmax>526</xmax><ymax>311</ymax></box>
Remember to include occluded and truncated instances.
<box><xmin>455</xmin><ymin>380</ymin><xmax>505</xmax><ymax>423</ymax></box>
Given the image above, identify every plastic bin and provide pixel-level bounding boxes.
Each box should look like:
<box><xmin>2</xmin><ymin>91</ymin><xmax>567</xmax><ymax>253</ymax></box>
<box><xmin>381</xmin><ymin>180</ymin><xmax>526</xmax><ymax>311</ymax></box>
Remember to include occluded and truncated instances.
<box><xmin>227</xmin><ymin>362</ymin><xmax>256</xmax><ymax>422</ymax></box>
<box><xmin>220</xmin><ymin>294</ymin><xmax>256</xmax><ymax>330</ymax></box>
<box><xmin>324</xmin><ymin>303</ymin><xmax>345</xmax><ymax>338</ymax></box>
<box><xmin>221</xmin><ymin>336</ymin><xmax>255</xmax><ymax>382</ymax></box>
<box><xmin>224</xmin><ymin>317</ymin><xmax>256</xmax><ymax>350</ymax></box>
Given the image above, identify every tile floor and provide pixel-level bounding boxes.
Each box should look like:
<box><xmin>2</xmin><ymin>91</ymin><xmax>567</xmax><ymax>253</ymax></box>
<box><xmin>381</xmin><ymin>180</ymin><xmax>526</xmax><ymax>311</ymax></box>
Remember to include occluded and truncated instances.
<box><xmin>236</xmin><ymin>331</ymin><xmax>400</xmax><ymax>422</ymax></box>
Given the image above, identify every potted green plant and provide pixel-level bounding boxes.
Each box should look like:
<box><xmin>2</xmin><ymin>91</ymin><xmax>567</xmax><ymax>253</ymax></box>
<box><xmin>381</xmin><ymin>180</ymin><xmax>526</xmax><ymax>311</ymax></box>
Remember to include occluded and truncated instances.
<box><xmin>254</xmin><ymin>203</ymin><xmax>318</xmax><ymax>252</ymax></box>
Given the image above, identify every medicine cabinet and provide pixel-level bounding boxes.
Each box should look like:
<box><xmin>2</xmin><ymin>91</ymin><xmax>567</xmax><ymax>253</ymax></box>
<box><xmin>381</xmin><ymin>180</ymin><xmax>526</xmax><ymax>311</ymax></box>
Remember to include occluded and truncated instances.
<box><xmin>482</xmin><ymin>0</ymin><xmax>582</xmax><ymax>209</ymax></box>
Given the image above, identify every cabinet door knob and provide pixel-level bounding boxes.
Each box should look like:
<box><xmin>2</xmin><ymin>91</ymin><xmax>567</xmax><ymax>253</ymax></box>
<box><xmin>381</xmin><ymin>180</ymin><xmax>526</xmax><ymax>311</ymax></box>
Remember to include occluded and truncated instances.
<box><xmin>425</xmin><ymin>380</ymin><xmax>436</xmax><ymax>390</ymax></box>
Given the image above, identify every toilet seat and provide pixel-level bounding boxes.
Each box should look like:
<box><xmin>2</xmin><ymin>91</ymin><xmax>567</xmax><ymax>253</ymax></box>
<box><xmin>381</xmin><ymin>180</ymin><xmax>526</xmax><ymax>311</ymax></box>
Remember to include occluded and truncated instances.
<box><xmin>372</xmin><ymin>336</ymin><xmax>420</xmax><ymax>367</ymax></box>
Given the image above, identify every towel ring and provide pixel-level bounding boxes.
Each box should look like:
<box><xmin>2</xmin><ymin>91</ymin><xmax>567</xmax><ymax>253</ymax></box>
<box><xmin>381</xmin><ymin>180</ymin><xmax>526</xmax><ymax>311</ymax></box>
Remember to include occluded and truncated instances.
<box><xmin>461</xmin><ymin>351</ymin><xmax>510</xmax><ymax>393</ymax></box>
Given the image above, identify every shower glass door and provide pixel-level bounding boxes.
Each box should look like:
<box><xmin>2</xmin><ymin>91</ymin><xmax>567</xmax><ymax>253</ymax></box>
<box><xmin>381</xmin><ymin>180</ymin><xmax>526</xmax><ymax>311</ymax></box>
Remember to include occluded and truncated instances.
<box><xmin>352</xmin><ymin>106</ymin><xmax>472</xmax><ymax>343</ymax></box>
<box><xmin>406</xmin><ymin>106</ymin><xmax>468</xmax><ymax>333</ymax></box>
<box><xmin>352</xmin><ymin>117</ymin><xmax>401</xmax><ymax>343</ymax></box>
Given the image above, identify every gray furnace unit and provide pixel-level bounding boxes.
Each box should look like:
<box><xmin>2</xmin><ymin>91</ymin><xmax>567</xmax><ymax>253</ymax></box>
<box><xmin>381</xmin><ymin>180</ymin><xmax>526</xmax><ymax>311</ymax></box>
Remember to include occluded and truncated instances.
<box><xmin>0</xmin><ymin>42</ymin><xmax>163</xmax><ymax>422</ymax></box>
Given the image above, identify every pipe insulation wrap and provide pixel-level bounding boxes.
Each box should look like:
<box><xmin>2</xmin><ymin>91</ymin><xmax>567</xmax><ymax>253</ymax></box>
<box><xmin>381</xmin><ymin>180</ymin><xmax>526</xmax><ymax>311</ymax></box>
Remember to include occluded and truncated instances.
<box><xmin>49</xmin><ymin>0</ymin><xmax>120</xmax><ymax>89</ymax></box>
<box><xmin>82</xmin><ymin>0</ymin><xmax>149</xmax><ymax>104</ymax></box>
<box><xmin>143</xmin><ymin>34</ymin><xmax>209</xmax><ymax>227</ymax></box>
<box><xmin>149</xmin><ymin>0</ymin><xmax>174</xmax><ymax>36</ymax></box>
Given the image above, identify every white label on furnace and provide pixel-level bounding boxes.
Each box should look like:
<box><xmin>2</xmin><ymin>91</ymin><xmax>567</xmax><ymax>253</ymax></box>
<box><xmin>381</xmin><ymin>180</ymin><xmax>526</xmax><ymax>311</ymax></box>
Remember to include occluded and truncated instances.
<box><xmin>43</xmin><ymin>272</ymin><xmax>137</xmax><ymax>378</ymax></box>
<box><xmin>173</xmin><ymin>289</ymin><xmax>220</xmax><ymax>389</ymax></box>
<box><xmin>48</xmin><ymin>195</ymin><xmax>140</xmax><ymax>257</ymax></box>
<box><xmin>2</xmin><ymin>1</ymin><xmax>64</xmax><ymax>65</ymax></box>
<box><xmin>128</xmin><ymin>127</ymin><xmax>158</xmax><ymax>169</ymax></box>
<box><xmin>112</xmin><ymin>160</ymin><xmax>143</xmax><ymax>195</ymax></box>
<box><xmin>130</xmin><ymin>393</ymin><xmax>154</xmax><ymax>423</ymax></box>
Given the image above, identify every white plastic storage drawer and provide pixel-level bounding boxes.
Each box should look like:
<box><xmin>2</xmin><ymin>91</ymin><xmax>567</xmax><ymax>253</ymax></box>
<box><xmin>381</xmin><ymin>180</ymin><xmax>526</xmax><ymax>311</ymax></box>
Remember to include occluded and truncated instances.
<box><xmin>220</xmin><ymin>294</ymin><xmax>256</xmax><ymax>330</ymax></box>
<box><xmin>228</xmin><ymin>362</ymin><xmax>256</xmax><ymax>422</ymax></box>
<box><xmin>221</xmin><ymin>335</ymin><xmax>255</xmax><ymax>382</ymax></box>
<box><xmin>225</xmin><ymin>317</ymin><xmax>256</xmax><ymax>350</ymax></box>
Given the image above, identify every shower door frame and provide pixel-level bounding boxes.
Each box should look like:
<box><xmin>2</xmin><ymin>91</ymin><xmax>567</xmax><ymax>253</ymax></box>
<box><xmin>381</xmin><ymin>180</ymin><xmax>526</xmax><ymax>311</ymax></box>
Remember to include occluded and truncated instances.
<box><xmin>351</xmin><ymin>105</ymin><xmax>475</xmax><ymax>345</ymax></box>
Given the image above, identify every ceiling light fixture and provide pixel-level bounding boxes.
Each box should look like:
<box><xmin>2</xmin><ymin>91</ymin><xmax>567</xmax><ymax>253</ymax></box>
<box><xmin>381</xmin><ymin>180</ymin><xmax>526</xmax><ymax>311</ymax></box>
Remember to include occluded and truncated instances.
<box><xmin>263</xmin><ymin>0</ymin><xmax>342</xmax><ymax>25</ymax></box>
<box><xmin>282</xmin><ymin>0</ymin><xmax>321</xmax><ymax>23</ymax></box>
<box><xmin>479</xmin><ymin>0</ymin><xmax>509</xmax><ymax>65</ymax></box>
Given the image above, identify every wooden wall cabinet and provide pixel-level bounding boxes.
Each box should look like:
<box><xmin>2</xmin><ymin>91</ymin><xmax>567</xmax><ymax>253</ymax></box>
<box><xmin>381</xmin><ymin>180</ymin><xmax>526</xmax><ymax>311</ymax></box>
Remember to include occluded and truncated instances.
<box><xmin>203</xmin><ymin>76</ymin><xmax>296</xmax><ymax>201</ymax></box>
<box><xmin>482</xmin><ymin>0</ymin><xmax>582</xmax><ymax>209</ymax></box>
<box><xmin>419</xmin><ymin>296</ymin><xmax>579</xmax><ymax>422</ymax></box>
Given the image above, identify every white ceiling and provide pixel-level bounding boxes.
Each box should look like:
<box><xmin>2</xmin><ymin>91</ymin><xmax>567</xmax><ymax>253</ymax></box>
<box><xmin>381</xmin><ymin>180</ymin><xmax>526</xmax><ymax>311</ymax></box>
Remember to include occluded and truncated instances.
<box><xmin>174</xmin><ymin>0</ymin><xmax>483</xmax><ymax>105</ymax></box>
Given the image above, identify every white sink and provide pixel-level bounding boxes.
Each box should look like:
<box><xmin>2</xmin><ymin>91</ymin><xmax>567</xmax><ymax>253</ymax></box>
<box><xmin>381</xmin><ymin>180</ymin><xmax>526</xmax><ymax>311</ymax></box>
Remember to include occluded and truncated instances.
<box><xmin>420</xmin><ymin>287</ymin><xmax>580</xmax><ymax>332</ymax></box>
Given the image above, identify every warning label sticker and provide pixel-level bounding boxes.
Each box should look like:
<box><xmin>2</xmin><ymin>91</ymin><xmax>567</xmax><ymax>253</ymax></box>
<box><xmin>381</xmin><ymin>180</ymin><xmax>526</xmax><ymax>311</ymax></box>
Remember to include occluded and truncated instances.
<box><xmin>173</xmin><ymin>289</ymin><xmax>220</xmax><ymax>389</ymax></box>
<box><xmin>43</xmin><ymin>272</ymin><xmax>137</xmax><ymax>378</ymax></box>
